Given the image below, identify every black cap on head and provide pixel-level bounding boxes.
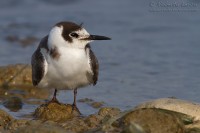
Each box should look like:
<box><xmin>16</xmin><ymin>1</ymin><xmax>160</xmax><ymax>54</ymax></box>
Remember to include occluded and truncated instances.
<box><xmin>56</xmin><ymin>21</ymin><xmax>82</xmax><ymax>42</ymax></box>
<box><xmin>55</xmin><ymin>21</ymin><xmax>111</xmax><ymax>42</ymax></box>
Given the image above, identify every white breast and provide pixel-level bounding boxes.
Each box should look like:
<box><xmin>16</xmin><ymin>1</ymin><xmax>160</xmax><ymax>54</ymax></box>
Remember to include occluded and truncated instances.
<box><xmin>39</xmin><ymin>47</ymin><xmax>93</xmax><ymax>89</ymax></box>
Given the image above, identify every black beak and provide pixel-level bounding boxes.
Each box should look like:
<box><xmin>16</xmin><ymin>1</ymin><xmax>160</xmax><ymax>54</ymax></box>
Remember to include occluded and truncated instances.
<box><xmin>84</xmin><ymin>35</ymin><xmax>111</xmax><ymax>40</ymax></box>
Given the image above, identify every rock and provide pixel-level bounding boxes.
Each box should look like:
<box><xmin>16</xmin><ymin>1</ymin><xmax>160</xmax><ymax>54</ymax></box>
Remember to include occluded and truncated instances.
<box><xmin>60</xmin><ymin>107</ymin><xmax>121</xmax><ymax>132</ymax></box>
<box><xmin>98</xmin><ymin>107</ymin><xmax>121</xmax><ymax>117</ymax></box>
<box><xmin>34</xmin><ymin>102</ymin><xmax>80</xmax><ymax>122</ymax></box>
<box><xmin>135</xmin><ymin>98</ymin><xmax>200</xmax><ymax>121</ymax></box>
<box><xmin>0</xmin><ymin>64</ymin><xmax>32</xmax><ymax>86</ymax></box>
<box><xmin>5</xmin><ymin>35</ymin><xmax>18</xmax><ymax>42</ymax></box>
<box><xmin>114</xmin><ymin>108</ymin><xmax>185</xmax><ymax>133</ymax></box>
<box><xmin>90</xmin><ymin>102</ymin><xmax>104</xmax><ymax>109</ymax></box>
<box><xmin>5</xmin><ymin>119</ymin><xmax>28</xmax><ymax>131</ymax></box>
<box><xmin>0</xmin><ymin>109</ymin><xmax>14</xmax><ymax>129</ymax></box>
<box><xmin>32</xmin><ymin>105</ymin><xmax>116</xmax><ymax>132</ymax></box>
<box><xmin>78</xmin><ymin>98</ymin><xmax>93</xmax><ymax>103</ymax></box>
<box><xmin>186</xmin><ymin>128</ymin><xmax>200</xmax><ymax>133</ymax></box>
<box><xmin>2</xmin><ymin>88</ymin><xmax>200</xmax><ymax>133</ymax></box>
<box><xmin>0</xmin><ymin>129</ymin><xmax>10</xmax><ymax>133</ymax></box>
<box><xmin>0</xmin><ymin>85</ymin><xmax>49</xmax><ymax>102</ymax></box>
<box><xmin>121</xmin><ymin>122</ymin><xmax>147</xmax><ymax>133</ymax></box>
<box><xmin>18</xmin><ymin>36</ymin><xmax>38</xmax><ymax>47</ymax></box>
<box><xmin>0</xmin><ymin>97</ymin><xmax>199</xmax><ymax>133</ymax></box>
<box><xmin>61</xmin><ymin>117</ymin><xmax>91</xmax><ymax>132</ymax></box>
<box><xmin>3</xmin><ymin>96</ymin><xmax>23</xmax><ymax>112</ymax></box>
<box><xmin>78</xmin><ymin>98</ymin><xmax>104</xmax><ymax>109</ymax></box>
<box><xmin>14</xmin><ymin>120</ymin><xmax>66</xmax><ymax>133</ymax></box>
<box><xmin>0</xmin><ymin>64</ymin><xmax>49</xmax><ymax>100</ymax></box>
<box><xmin>85</xmin><ymin>114</ymin><xmax>102</xmax><ymax>128</ymax></box>
<box><xmin>5</xmin><ymin>35</ymin><xmax>38</xmax><ymax>47</ymax></box>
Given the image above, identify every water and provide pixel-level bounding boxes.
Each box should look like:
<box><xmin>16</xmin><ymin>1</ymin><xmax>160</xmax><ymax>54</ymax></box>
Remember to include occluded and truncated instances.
<box><xmin>0</xmin><ymin>0</ymin><xmax>200</xmax><ymax>117</ymax></box>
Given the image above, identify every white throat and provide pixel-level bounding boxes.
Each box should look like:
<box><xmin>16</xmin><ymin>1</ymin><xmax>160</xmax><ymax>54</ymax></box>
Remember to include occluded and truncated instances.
<box><xmin>48</xmin><ymin>26</ymin><xmax>66</xmax><ymax>49</ymax></box>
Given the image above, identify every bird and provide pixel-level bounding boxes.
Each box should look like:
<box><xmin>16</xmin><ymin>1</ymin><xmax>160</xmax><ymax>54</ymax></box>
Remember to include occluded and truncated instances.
<box><xmin>31</xmin><ymin>21</ymin><xmax>111</xmax><ymax>113</ymax></box>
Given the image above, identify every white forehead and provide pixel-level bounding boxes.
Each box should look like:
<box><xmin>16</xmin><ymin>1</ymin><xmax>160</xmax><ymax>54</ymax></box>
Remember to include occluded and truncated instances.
<box><xmin>75</xmin><ymin>28</ymin><xmax>90</xmax><ymax>36</ymax></box>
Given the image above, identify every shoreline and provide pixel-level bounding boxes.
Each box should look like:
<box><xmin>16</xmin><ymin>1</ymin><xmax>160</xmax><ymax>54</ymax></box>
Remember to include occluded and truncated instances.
<box><xmin>0</xmin><ymin>64</ymin><xmax>200</xmax><ymax>133</ymax></box>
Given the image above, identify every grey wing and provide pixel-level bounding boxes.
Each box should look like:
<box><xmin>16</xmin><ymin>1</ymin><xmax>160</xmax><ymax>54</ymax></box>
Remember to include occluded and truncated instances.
<box><xmin>89</xmin><ymin>49</ymin><xmax>99</xmax><ymax>85</ymax></box>
<box><xmin>31</xmin><ymin>49</ymin><xmax>47</xmax><ymax>86</ymax></box>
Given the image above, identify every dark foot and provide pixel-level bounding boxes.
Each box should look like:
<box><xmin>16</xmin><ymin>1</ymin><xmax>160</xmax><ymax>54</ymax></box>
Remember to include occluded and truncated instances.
<box><xmin>71</xmin><ymin>88</ymin><xmax>81</xmax><ymax>114</ymax></box>
<box><xmin>72</xmin><ymin>103</ymin><xmax>81</xmax><ymax>115</ymax></box>
<box><xmin>48</xmin><ymin>89</ymin><xmax>60</xmax><ymax>104</ymax></box>
<box><xmin>48</xmin><ymin>96</ymin><xmax>60</xmax><ymax>104</ymax></box>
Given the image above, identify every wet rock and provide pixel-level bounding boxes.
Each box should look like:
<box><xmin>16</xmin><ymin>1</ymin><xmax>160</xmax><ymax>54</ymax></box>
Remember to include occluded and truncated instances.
<box><xmin>34</xmin><ymin>102</ymin><xmax>80</xmax><ymax>122</ymax></box>
<box><xmin>59</xmin><ymin>115</ymin><xmax>102</xmax><ymax>132</ymax></box>
<box><xmin>186</xmin><ymin>128</ymin><xmax>200</xmax><ymax>133</ymax></box>
<box><xmin>114</xmin><ymin>108</ymin><xmax>185</xmax><ymax>133</ymax></box>
<box><xmin>186</xmin><ymin>123</ymin><xmax>200</xmax><ymax>133</ymax></box>
<box><xmin>6</xmin><ymin>119</ymin><xmax>28</xmax><ymax>131</ymax></box>
<box><xmin>5</xmin><ymin>35</ymin><xmax>38</xmax><ymax>47</ymax></box>
<box><xmin>61</xmin><ymin>117</ymin><xmax>91</xmax><ymax>132</ymax></box>
<box><xmin>5</xmin><ymin>35</ymin><xmax>18</xmax><ymax>42</ymax></box>
<box><xmin>0</xmin><ymin>86</ymin><xmax>49</xmax><ymax>106</ymax></box>
<box><xmin>0</xmin><ymin>63</ymin><xmax>49</xmax><ymax>96</ymax></box>
<box><xmin>0</xmin><ymin>64</ymin><xmax>32</xmax><ymax>86</ymax></box>
<box><xmin>18</xmin><ymin>36</ymin><xmax>38</xmax><ymax>47</ymax></box>
<box><xmin>121</xmin><ymin>122</ymin><xmax>147</xmax><ymax>133</ymax></box>
<box><xmin>2</xmin><ymin>105</ymin><xmax>188</xmax><ymax>133</ymax></box>
<box><xmin>98</xmin><ymin>107</ymin><xmax>121</xmax><ymax>117</ymax></box>
<box><xmin>2</xmin><ymin>90</ymin><xmax>200</xmax><ymax>133</ymax></box>
<box><xmin>60</xmin><ymin>107</ymin><xmax>121</xmax><ymax>132</ymax></box>
<box><xmin>0</xmin><ymin>109</ymin><xmax>13</xmax><ymax>129</ymax></box>
<box><xmin>78</xmin><ymin>98</ymin><xmax>93</xmax><ymax>103</ymax></box>
<box><xmin>14</xmin><ymin>120</ymin><xmax>66</xmax><ymax>133</ymax></box>
<box><xmin>78</xmin><ymin>98</ymin><xmax>104</xmax><ymax>109</ymax></box>
<box><xmin>0</xmin><ymin>64</ymin><xmax>49</xmax><ymax>101</ymax></box>
<box><xmin>3</xmin><ymin>96</ymin><xmax>23</xmax><ymax>112</ymax></box>
<box><xmin>135</xmin><ymin>98</ymin><xmax>200</xmax><ymax>121</ymax></box>
<box><xmin>1</xmin><ymin>98</ymin><xmax>200</xmax><ymax>133</ymax></box>
<box><xmin>85</xmin><ymin>114</ymin><xmax>102</xmax><ymax>128</ymax></box>
<box><xmin>6</xmin><ymin>85</ymin><xmax>49</xmax><ymax>100</ymax></box>
<box><xmin>0</xmin><ymin>129</ymin><xmax>10</xmax><ymax>133</ymax></box>
<box><xmin>90</xmin><ymin>102</ymin><xmax>104</xmax><ymax>109</ymax></box>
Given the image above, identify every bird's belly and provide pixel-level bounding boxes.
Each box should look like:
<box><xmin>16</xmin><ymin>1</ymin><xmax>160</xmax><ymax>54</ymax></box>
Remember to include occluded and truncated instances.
<box><xmin>39</xmin><ymin>48</ymin><xmax>92</xmax><ymax>89</ymax></box>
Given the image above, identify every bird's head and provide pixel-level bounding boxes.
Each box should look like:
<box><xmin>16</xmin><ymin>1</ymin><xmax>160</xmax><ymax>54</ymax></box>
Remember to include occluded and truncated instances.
<box><xmin>48</xmin><ymin>21</ymin><xmax>111</xmax><ymax>49</ymax></box>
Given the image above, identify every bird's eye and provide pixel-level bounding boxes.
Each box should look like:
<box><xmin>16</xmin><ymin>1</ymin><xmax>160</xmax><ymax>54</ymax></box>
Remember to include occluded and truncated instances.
<box><xmin>70</xmin><ymin>33</ymin><xmax>79</xmax><ymax>38</ymax></box>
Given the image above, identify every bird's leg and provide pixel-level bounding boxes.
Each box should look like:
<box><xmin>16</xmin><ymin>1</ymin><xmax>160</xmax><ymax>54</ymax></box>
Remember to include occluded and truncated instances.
<box><xmin>72</xmin><ymin>88</ymin><xmax>77</xmax><ymax>107</ymax></box>
<box><xmin>49</xmin><ymin>89</ymin><xmax>60</xmax><ymax>103</ymax></box>
<box><xmin>72</xmin><ymin>88</ymin><xmax>81</xmax><ymax>114</ymax></box>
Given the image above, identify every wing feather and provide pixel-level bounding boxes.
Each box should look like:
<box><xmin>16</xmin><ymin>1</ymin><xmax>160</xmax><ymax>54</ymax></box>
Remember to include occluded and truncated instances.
<box><xmin>89</xmin><ymin>47</ymin><xmax>99</xmax><ymax>85</ymax></box>
<box><xmin>31</xmin><ymin>37</ymin><xmax>48</xmax><ymax>86</ymax></box>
